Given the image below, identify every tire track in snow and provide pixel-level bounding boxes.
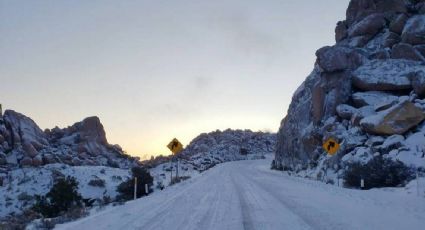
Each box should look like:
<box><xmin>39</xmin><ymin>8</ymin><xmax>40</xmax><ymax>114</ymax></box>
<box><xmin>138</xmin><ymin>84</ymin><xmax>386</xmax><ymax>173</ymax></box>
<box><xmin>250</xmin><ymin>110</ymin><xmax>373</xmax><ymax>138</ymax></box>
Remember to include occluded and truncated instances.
<box><xmin>231</xmin><ymin>174</ymin><xmax>255</xmax><ymax>230</ymax></box>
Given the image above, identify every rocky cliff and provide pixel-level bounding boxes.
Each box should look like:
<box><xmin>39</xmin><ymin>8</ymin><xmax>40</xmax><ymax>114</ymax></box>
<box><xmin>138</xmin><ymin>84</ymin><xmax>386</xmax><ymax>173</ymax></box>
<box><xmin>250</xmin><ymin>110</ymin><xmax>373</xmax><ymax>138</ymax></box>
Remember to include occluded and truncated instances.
<box><xmin>0</xmin><ymin>110</ymin><xmax>140</xmax><ymax>170</ymax></box>
<box><xmin>273</xmin><ymin>0</ymin><xmax>425</xmax><ymax>176</ymax></box>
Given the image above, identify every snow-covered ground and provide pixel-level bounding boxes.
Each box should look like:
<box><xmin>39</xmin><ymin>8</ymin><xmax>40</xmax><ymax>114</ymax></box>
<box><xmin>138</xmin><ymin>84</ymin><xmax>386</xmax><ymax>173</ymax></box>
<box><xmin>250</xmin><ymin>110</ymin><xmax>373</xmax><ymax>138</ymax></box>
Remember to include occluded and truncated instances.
<box><xmin>0</xmin><ymin>164</ymin><xmax>130</xmax><ymax>217</ymax></box>
<box><xmin>56</xmin><ymin>157</ymin><xmax>425</xmax><ymax>230</ymax></box>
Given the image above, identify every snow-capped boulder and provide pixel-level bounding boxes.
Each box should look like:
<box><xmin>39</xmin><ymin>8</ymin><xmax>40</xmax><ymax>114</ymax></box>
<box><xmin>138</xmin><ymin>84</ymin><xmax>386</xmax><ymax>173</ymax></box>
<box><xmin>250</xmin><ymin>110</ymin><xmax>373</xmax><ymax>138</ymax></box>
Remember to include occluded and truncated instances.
<box><xmin>22</xmin><ymin>141</ymin><xmax>38</xmax><ymax>158</ymax></box>
<box><xmin>58</xmin><ymin>116</ymin><xmax>108</xmax><ymax>156</ymax></box>
<box><xmin>2</xmin><ymin>110</ymin><xmax>48</xmax><ymax>150</ymax></box>
<box><xmin>341</xmin><ymin>146</ymin><xmax>373</xmax><ymax>165</ymax></box>
<box><xmin>351</xmin><ymin>91</ymin><xmax>399</xmax><ymax>108</ymax></box>
<box><xmin>401</xmin><ymin>15</ymin><xmax>425</xmax><ymax>45</ymax></box>
<box><xmin>315</xmin><ymin>46</ymin><xmax>364</xmax><ymax>72</ymax></box>
<box><xmin>32</xmin><ymin>155</ymin><xmax>43</xmax><ymax>167</ymax></box>
<box><xmin>42</xmin><ymin>153</ymin><xmax>58</xmax><ymax>164</ymax></box>
<box><xmin>336</xmin><ymin>104</ymin><xmax>358</xmax><ymax>120</ymax></box>
<box><xmin>335</xmin><ymin>21</ymin><xmax>348</xmax><ymax>42</ymax></box>
<box><xmin>365</xmin><ymin>136</ymin><xmax>385</xmax><ymax>147</ymax></box>
<box><xmin>405</xmin><ymin>132</ymin><xmax>425</xmax><ymax>152</ymax></box>
<box><xmin>382</xmin><ymin>31</ymin><xmax>401</xmax><ymax>48</ymax></box>
<box><xmin>391</xmin><ymin>43</ymin><xmax>425</xmax><ymax>62</ymax></box>
<box><xmin>19</xmin><ymin>157</ymin><xmax>32</xmax><ymax>167</ymax></box>
<box><xmin>360</xmin><ymin>100</ymin><xmax>425</xmax><ymax>135</ymax></box>
<box><xmin>389</xmin><ymin>14</ymin><xmax>408</xmax><ymax>35</ymax></box>
<box><xmin>377</xmin><ymin>134</ymin><xmax>405</xmax><ymax>152</ymax></box>
<box><xmin>352</xmin><ymin>59</ymin><xmax>423</xmax><ymax>91</ymax></box>
<box><xmin>348</xmin><ymin>13</ymin><xmax>385</xmax><ymax>38</ymax></box>
<box><xmin>346</xmin><ymin>0</ymin><xmax>407</xmax><ymax>25</ymax></box>
<box><xmin>410</xmin><ymin>70</ymin><xmax>425</xmax><ymax>97</ymax></box>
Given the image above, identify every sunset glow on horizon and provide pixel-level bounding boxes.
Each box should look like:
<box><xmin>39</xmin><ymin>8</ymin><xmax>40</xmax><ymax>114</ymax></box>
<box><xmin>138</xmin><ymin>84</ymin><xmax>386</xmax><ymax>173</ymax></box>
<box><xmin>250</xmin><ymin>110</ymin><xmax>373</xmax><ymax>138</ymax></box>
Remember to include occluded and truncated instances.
<box><xmin>0</xmin><ymin>0</ymin><xmax>349</xmax><ymax>158</ymax></box>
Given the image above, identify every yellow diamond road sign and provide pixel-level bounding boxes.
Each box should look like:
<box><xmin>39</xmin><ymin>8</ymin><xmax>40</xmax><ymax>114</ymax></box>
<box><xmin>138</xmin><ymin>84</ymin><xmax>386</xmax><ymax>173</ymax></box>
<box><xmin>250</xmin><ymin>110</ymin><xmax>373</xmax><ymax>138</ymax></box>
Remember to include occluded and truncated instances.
<box><xmin>323</xmin><ymin>138</ymin><xmax>339</xmax><ymax>155</ymax></box>
<box><xmin>167</xmin><ymin>138</ymin><xmax>183</xmax><ymax>154</ymax></box>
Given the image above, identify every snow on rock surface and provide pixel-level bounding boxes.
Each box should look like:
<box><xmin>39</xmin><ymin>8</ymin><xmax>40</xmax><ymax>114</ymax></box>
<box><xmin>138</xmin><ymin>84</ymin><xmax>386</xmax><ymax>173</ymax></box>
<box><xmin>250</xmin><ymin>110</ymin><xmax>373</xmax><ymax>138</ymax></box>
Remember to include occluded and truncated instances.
<box><xmin>401</xmin><ymin>15</ymin><xmax>425</xmax><ymax>45</ymax></box>
<box><xmin>179</xmin><ymin>129</ymin><xmax>276</xmax><ymax>171</ymax></box>
<box><xmin>351</xmin><ymin>91</ymin><xmax>399</xmax><ymax>107</ymax></box>
<box><xmin>347</xmin><ymin>13</ymin><xmax>385</xmax><ymax>37</ymax></box>
<box><xmin>352</xmin><ymin>59</ymin><xmax>423</xmax><ymax>91</ymax></box>
<box><xmin>274</xmin><ymin>0</ymin><xmax>425</xmax><ymax>181</ymax></box>
<box><xmin>360</xmin><ymin>100</ymin><xmax>425</xmax><ymax>135</ymax></box>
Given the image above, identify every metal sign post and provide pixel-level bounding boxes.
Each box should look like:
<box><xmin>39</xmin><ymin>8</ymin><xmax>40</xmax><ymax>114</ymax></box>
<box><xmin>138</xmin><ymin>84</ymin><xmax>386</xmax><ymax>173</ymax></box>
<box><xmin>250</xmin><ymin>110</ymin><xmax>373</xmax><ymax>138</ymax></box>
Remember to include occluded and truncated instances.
<box><xmin>170</xmin><ymin>161</ymin><xmax>173</xmax><ymax>184</ymax></box>
<box><xmin>167</xmin><ymin>138</ymin><xmax>184</xmax><ymax>184</ymax></box>
<box><xmin>176</xmin><ymin>157</ymin><xmax>179</xmax><ymax>179</ymax></box>
<box><xmin>134</xmin><ymin>177</ymin><xmax>137</xmax><ymax>200</ymax></box>
<box><xmin>417</xmin><ymin>169</ymin><xmax>420</xmax><ymax>197</ymax></box>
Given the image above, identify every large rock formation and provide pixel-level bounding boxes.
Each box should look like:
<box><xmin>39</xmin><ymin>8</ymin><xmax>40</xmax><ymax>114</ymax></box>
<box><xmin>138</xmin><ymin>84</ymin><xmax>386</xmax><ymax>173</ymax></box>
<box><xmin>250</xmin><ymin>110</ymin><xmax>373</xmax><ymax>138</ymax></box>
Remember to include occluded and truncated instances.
<box><xmin>0</xmin><ymin>110</ymin><xmax>139</xmax><ymax>169</ymax></box>
<box><xmin>274</xmin><ymin>0</ymin><xmax>425</xmax><ymax>173</ymax></box>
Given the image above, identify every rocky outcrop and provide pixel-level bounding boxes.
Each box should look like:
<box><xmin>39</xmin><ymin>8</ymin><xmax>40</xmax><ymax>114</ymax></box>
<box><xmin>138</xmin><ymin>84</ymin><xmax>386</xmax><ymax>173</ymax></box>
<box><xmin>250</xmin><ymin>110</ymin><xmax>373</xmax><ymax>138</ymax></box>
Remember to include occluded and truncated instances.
<box><xmin>2</xmin><ymin>110</ymin><xmax>48</xmax><ymax>150</ymax></box>
<box><xmin>347</xmin><ymin>13</ymin><xmax>386</xmax><ymax>38</ymax></box>
<box><xmin>51</xmin><ymin>116</ymin><xmax>109</xmax><ymax>156</ymax></box>
<box><xmin>346</xmin><ymin>0</ymin><xmax>407</xmax><ymax>25</ymax></box>
<box><xmin>316</xmin><ymin>46</ymin><xmax>364</xmax><ymax>72</ymax></box>
<box><xmin>274</xmin><ymin>0</ymin><xmax>425</xmax><ymax>173</ymax></box>
<box><xmin>401</xmin><ymin>15</ymin><xmax>425</xmax><ymax>45</ymax></box>
<box><xmin>0</xmin><ymin>110</ymin><xmax>140</xmax><ymax>169</ymax></box>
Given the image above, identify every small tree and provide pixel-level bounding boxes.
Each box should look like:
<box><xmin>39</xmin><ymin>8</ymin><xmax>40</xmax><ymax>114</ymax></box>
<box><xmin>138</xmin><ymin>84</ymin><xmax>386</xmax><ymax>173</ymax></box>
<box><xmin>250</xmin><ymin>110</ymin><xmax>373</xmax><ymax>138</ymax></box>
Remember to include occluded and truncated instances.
<box><xmin>344</xmin><ymin>156</ymin><xmax>414</xmax><ymax>189</ymax></box>
<box><xmin>32</xmin><ymin>176</ymin><xmax>83</xmax><ymax>218</ymax></box>
<box><xmin>117</xmin><ymin>166</ymin><xmax>153</xmax><ymax>201</ymax></box>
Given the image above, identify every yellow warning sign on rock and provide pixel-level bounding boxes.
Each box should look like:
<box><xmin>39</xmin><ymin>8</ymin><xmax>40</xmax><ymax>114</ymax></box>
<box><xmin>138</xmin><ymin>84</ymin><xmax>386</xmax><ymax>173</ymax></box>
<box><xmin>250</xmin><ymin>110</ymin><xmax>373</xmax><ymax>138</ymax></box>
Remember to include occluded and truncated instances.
<box><xmin>323</xmin><ymin>138</ymin><xmax>339</xmax><ymax>155</ymax></box>
<box><xmin>167</xmin><ymin>138</ymin><xmax>183</xmax><ymax>154</ymax></box>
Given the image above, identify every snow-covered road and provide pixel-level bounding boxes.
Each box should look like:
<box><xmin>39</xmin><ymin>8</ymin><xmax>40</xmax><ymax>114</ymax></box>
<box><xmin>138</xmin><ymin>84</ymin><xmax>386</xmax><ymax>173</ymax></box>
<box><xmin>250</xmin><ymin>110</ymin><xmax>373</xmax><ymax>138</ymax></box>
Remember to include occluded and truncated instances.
<box><xmin>57</xmin><ymin>159</ymin><xmax>425</xmax><ymax>230</ymax></box>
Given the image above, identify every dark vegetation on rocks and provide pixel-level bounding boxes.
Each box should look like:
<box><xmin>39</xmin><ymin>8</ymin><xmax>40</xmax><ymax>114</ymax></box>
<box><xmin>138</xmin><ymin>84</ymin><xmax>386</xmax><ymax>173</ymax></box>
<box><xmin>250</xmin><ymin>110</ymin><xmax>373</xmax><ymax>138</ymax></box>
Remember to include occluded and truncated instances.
<box><xmin>343</xmin><ymin>156</ymin><xmax>414</xmax><ymax>189</ymax></box>
<box><xmin>32</xmin><ymin>176</ymin><xmax>83</xmax><ymax>218</ymax></box>
<box><xmin>116</xmin><ymin>166</ymin><xmax>153</xmax><ymax>201</ymax></box>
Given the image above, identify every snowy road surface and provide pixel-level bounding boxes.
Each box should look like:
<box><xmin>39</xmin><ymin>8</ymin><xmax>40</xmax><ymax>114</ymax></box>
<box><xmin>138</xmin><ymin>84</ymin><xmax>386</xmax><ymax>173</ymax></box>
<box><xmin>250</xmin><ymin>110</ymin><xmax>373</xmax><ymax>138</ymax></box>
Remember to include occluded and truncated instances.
<box><xmin>57</xmin><ymin>159</ymin><xmax>425</xmax><ymax>230</ymax></box>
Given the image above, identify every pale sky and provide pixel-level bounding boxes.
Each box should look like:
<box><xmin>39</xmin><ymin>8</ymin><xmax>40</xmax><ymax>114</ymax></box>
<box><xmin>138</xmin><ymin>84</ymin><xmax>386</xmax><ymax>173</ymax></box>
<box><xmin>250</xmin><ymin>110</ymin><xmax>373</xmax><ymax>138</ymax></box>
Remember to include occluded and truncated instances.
<box><xmin>0</xmin><ymin>0</ymin><xmax>349</xmax><ymax>158</ymax></box>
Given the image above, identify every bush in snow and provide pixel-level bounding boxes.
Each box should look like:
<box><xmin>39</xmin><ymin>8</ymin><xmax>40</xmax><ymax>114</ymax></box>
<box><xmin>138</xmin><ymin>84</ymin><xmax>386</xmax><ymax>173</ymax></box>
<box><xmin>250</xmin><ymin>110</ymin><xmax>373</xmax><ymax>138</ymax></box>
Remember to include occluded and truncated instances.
<box><xmin>270</xmin><ymin>160</ymin><xmax>284</xmax><ymax>171</ymax></box>
<box><xmin>343</xmin><ymin>156</ymin><xmax>414</xmax><ymax>189</ymax></box>
<box><xmin>88</xmin><ymin>178</ymin><xmax>106</xmax><ymax>187</ymax></box>
<box><xmin>239</xmin><ymin>148</ymin><xmax>249</xmax><ymax>155</ymax></box>
<box><xmin>32</xmin><ymin>176</ymin><xmax>83</xmax><ymax>218</ymax></box>
<box><xmin>116</xmin><ymin>166</ymin><xmax>153</xmax><ymax>201</ymax></box>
